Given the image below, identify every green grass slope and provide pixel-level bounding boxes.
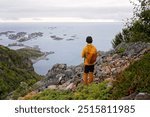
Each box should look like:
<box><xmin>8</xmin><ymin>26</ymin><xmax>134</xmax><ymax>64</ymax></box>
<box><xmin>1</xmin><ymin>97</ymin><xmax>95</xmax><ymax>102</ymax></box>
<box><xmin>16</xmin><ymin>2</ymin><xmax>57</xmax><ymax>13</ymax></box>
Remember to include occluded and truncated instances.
<box><xmin>0</xmin><ymin>45</ymin><xmax>42</xmax><ymax>99</ymax></box>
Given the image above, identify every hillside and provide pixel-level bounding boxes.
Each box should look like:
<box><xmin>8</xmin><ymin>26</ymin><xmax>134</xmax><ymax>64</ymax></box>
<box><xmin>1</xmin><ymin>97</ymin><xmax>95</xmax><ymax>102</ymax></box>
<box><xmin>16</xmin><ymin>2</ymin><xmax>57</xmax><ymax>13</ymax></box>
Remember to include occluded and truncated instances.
<box><xmin>111</xmin><ymin>52</ymin><xmax>150</xmax><ymax>99</ymax></box>
<box><xmin>21</xmin><ymin>42</ymin><xmax>150</xmax><ymax>100</ymax></box>
<box><xmin>0</xmin><ymin>45</ymin><xmax>43</xmax><ymax>99</ymax></box>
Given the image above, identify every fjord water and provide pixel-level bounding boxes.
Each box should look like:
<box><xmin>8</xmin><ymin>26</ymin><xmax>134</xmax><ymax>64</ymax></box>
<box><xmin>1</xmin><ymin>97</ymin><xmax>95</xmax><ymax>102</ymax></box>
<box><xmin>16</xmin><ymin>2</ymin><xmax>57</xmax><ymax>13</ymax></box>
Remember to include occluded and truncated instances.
<box><xmin>0</xmin><ymin>22</ymin><xmax>123</xmax><ymax>75</ymax></box>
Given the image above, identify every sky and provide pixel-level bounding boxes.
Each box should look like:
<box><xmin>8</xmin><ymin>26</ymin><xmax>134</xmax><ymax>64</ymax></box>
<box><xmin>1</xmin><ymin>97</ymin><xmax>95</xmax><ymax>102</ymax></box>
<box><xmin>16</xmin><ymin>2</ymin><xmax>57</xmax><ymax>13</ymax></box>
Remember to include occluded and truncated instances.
<box><xmin>0</xmin><ymin>0</ymin><xmax>134</xmax><ymax>22</ymax></box>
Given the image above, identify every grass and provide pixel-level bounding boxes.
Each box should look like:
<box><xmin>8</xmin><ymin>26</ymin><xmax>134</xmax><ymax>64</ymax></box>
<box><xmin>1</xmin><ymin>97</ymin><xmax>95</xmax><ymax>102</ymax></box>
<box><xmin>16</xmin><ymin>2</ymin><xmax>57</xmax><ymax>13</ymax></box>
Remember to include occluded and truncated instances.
<box><xmin>30</xmin><ymin>81</ymin><xmax>112</xmax><ymax>100</ymax></box>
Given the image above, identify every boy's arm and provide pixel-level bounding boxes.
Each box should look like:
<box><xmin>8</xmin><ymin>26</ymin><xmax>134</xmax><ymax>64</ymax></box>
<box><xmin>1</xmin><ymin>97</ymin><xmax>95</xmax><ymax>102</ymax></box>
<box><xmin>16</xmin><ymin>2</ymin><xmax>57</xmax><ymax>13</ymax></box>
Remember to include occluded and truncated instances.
<box><xmin>82</xmin><ymin>47</ymin><xmax>86</xmax><ymax>58</ymax></box>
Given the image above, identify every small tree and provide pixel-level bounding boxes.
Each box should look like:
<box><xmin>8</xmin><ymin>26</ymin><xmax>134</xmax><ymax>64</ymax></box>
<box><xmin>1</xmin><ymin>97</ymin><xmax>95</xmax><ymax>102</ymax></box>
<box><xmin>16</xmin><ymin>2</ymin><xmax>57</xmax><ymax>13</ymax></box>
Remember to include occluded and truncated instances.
<box><xmin>112</xmin><ymin>0</ymin><xmax>150</xmax><ymax>48</ymax></box>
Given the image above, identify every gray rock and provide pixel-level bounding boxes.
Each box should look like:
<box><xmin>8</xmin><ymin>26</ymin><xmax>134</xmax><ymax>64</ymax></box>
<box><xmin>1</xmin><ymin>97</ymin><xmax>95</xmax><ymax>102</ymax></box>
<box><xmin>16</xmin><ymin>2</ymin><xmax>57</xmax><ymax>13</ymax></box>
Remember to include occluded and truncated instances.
<box><xmin>96</xmin><ymin>56</ymin><xmax>103</xmax><ymax>64</ymax></box>
<box><xmin>123</xmin><ymin>42</ymin><xmax>149</xmax><ymax>57</ymax></box>
<box><xmin>65</xmin><ymin>83</ymin><xmax>76</xmax><ymax>90</ymax></box>
<box><xmin>75</xmin><ymin>66</ymin><xmax>83</xmax><ymax>73</ymax></box>
<box><xmin>112</xmin><ymin>54</ymin><xmax>120</xmax><ymax>59</ymax></box>
<box><xmin>111</xmin><ymin>68</ymin><xmax>116</xmax><ymax>72</ymax></box>
<box><xmin>56</xmin><ymin>73</ymin><xmax>65</xmax><ymax>80</ymax></box>
<box><xmin>135</xmin><ymin>93</ymin><xmax>150</xmax><ymax>100</ymax></box>
<box><xmin>65</xmin><ymin>69</ymin><xmax>74</xmax><ymax>78</ymax></box>
<box><xmin>121</xmin><ymin>93</ymin><xmax>138</xmax><ymax>100</ymax></box>
<box><xmin>48</xmin><ymin>85</ymin><xmax>57</xmax><ymax>90</ymax></box>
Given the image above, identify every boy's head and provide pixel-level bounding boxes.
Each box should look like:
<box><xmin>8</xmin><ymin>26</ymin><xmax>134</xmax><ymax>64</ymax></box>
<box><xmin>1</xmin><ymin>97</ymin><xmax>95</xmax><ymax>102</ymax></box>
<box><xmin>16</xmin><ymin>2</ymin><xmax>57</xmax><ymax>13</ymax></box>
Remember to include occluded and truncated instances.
<box><xmin>86</xmin><ymin>36</ymin><xmax>93</xmax><ymax>43</ymax></box>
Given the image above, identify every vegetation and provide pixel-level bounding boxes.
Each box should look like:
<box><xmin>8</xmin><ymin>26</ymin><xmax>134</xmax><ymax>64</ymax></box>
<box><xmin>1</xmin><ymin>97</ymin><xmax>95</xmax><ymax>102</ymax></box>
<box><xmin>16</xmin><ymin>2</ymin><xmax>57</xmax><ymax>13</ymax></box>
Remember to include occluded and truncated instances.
<box><xmin>30</xmin><ymin>81</ymin><xmax>112</xmax><ymax>100</ymax></box>
<box><xmin>110</xmin><ymin>53</ymin><xmax>150</xmax><ymax>99</ymax></box>
<box><xmin>0</xmin><ymin>45</ymin><xmax>42</xmax><ymax>99</ymax></box>
<box><xmin>112</xmin><ymin>0</ymin><xmax>150</xmax><ymax>48</ymax></box>
<box><xmin>116</xmin><ymin>48</ymin><xmax>126</xmax><ymax>54</ymax></box>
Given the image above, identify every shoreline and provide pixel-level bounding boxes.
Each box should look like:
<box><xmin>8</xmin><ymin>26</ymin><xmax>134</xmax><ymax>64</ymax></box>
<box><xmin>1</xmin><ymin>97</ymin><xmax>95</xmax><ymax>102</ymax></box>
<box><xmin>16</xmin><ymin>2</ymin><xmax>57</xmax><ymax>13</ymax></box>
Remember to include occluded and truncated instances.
<box><xmin>31</xmin><ymin>51</ymin><xmax>55</xmax><ymax>64</ymax></box>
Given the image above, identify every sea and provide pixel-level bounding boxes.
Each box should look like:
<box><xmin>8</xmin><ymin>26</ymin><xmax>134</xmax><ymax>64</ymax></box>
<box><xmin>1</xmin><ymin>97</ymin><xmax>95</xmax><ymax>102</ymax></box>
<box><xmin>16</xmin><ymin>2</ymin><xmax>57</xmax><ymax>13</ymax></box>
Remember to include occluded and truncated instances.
<box><xmin>0</xmin><ymin>22</ymin><xmax>123</xmax><ymax>75</ymax></box>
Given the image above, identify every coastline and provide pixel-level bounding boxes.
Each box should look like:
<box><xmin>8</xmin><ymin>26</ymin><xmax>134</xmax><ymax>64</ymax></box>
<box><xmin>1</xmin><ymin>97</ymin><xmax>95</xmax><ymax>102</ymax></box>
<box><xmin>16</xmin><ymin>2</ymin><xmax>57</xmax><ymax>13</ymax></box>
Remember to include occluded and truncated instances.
<box><xmin>0</xmin><ymin>22</ymin><xmax>123</xmax><ymax>75</ymax></box>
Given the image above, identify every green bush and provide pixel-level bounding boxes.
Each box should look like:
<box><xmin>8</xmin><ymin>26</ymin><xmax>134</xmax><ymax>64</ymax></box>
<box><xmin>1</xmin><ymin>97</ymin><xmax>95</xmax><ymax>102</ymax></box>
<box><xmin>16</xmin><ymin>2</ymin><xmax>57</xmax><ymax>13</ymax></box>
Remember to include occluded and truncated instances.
<box><xmin>116</xmin><ymin>48</ymin><xmax>125</xmax><ymax>54</ymax></box>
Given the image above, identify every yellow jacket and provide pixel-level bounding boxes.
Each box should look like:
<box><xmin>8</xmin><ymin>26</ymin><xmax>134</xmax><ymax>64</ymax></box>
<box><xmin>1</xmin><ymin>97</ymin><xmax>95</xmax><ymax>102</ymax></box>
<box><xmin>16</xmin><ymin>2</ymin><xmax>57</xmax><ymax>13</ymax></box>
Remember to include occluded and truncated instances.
<box><xmin>82</xmin><ymin>44</ymin><xmax>97</xmax><ymax>65</ymax></box>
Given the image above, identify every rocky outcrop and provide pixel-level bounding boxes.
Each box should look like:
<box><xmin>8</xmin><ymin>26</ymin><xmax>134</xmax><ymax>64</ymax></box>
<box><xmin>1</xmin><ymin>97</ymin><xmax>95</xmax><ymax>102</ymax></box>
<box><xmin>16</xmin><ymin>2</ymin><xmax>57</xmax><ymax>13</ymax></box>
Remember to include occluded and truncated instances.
<box><xmin>94</xmin><ymin>42</ymin><xmax>150</xmax><ymax>80</ymax></box>
<box><xmin>115</xmin><ymin>41</ymin><xmax>150</xmax><ymax>57</ymax></box>
<box><xmin>45</xmin><ymin>64</ymin><xmax>83</xmax><ymax>86</ymax></box>
<box><xmin>31</xmin><ymin>63</ymin><xmax>83</xmax><ymax>92</ymax></box>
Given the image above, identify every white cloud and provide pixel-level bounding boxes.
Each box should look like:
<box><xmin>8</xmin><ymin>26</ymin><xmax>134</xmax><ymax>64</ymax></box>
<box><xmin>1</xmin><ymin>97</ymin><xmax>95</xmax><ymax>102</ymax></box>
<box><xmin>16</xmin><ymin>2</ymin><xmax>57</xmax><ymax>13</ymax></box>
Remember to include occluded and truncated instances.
<box><xmin>0</xmin><ymin>0</ymin><xmax>133</xmax><ymax>22</ymax></box>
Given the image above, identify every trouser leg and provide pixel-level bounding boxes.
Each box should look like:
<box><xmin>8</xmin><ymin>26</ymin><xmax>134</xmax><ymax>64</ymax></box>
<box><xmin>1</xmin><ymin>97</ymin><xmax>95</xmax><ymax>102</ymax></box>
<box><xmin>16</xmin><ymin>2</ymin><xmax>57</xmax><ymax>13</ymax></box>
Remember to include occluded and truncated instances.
<box><xmin>88</xmin><ymin>72</ymin><xmax>94</xmax><ymax>84</ymax></box>
<box><xmin>83</xmin><ymin>73</ymin><xmax>88</xmax><ymax>85</ymax></box>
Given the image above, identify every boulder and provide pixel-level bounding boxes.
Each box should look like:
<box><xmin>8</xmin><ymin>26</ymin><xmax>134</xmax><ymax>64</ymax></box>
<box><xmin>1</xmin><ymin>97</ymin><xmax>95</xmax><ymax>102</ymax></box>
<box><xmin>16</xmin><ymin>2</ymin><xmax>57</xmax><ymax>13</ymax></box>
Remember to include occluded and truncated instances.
<box><xmin>65</xmin><ymin>69</ymin><xmax>74</xmax><ymax>78</ymax></box>
<box><xmin>48</xmin><ymin>85</ymin><xmax>57</xmax><ymax>90</ymax></box>
<box><xmin>121</xmin><ymin>93</ymin><xmax>138</xmax><ymax>100</ymax></box>
<box><xmin>135</xmin><ymin>93</ymin><xmax>150</xmax><ymax>100</ymax></box>
<box><xmin>65</xmin><ymin>83</ymin><xmax>76</xmax><ymax>91</ymax></box>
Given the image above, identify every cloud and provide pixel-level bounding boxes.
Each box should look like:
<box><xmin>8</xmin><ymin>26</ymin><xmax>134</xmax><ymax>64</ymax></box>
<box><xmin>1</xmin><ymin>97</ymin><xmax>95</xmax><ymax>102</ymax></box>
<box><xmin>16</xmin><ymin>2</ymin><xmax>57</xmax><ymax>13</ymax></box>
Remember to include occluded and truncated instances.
<box><xmin>0</xmin><ymin>0</ymin><xmax>133</xmax><ymax>22</ymax></box>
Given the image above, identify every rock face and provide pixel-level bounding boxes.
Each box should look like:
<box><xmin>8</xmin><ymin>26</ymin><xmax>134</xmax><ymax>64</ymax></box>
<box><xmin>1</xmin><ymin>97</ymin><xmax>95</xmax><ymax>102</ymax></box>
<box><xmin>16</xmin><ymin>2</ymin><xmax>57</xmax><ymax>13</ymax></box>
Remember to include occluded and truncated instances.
<box><xmin>45</xmin><ymin>64</ymin><xmax>83</xmax><ymax>85</ymax></box>
<box><xmin>32</xmin><ymin>63</ymin><xmax>83</xmax><ymax>92</ymax></box>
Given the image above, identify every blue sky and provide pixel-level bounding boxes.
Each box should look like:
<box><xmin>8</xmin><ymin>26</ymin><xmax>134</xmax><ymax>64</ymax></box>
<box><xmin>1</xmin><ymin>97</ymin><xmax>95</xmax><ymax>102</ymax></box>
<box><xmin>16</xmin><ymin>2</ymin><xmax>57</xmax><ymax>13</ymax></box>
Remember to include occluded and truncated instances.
<box><xmin>0</xmin><ymin>0</ymin><xmax>134</xmax><ymax>22</ymax></box>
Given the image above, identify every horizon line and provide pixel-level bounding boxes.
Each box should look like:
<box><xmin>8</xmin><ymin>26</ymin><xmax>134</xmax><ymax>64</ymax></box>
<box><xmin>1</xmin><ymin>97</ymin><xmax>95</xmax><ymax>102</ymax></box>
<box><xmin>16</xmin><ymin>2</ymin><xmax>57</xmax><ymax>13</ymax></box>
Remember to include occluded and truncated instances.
<box><xmin>0</xmin><ymin>21</ymin><xmax>123</xmax><ymax>23</ymax></box>
<box><xmin>0</xmin><ymin>18</ymin><xmax>124</xmax><ymax>23</ymax></box>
